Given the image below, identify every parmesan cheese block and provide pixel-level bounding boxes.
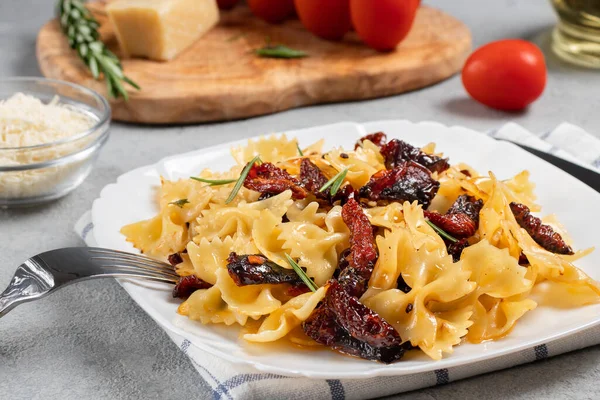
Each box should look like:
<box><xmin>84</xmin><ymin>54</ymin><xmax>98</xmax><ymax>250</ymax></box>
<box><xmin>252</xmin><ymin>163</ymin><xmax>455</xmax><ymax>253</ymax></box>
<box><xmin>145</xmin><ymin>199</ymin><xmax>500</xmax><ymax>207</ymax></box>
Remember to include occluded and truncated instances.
<box><xmin>107</xmin><ymin>0</ymin><xmax>219</xmax><ymax>61</ymax></box>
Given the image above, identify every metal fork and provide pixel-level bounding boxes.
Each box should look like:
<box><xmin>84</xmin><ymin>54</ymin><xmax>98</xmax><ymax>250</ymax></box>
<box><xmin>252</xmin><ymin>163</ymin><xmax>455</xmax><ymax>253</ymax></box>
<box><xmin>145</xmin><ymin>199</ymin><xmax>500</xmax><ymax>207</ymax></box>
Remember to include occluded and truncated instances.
<box><xmin>0</xmin><ymin>247</ymin><xmax>178</xmax><ymax>318</ymax></box>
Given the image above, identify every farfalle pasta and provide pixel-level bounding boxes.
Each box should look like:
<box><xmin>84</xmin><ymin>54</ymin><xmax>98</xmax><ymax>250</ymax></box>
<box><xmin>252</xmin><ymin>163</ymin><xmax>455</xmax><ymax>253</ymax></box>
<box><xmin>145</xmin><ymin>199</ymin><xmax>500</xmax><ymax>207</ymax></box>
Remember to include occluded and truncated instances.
<box><xmin>121</xmin><ymin>132</ymin><xmax>598</xmax><ymax>363</ymax></box>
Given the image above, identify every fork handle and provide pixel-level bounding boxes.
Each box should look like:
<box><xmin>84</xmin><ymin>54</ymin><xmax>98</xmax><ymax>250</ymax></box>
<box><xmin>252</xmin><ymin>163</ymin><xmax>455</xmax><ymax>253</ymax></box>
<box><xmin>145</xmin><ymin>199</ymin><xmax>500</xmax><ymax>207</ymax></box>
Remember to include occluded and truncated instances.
<box><xmin>0</xmin><ymin>291</ymin><xmax>20</xmax><ymax>317</ymax></box>
<box><xmin>0</xmin><ymin>260</ymin><xmax>56</xmax><ymax>318</ymax></box>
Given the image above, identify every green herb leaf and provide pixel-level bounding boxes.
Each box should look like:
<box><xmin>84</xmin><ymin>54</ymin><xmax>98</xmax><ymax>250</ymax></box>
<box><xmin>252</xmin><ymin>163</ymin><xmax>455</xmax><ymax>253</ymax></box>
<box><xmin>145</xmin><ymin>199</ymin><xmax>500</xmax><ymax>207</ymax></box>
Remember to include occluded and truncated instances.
<box><xmin>169</xmin><ymin>199</ymin><xmax>190</xmax><ymax>208</ymax></box>
<box><xmin>225</xmin><ymin>155</ymin><xmax>261</xmax><ymax>204</ymax></box>
<box><xmin>296</xmin><ymin>142</ymin><xmax>304</xmax><ymax>156</ymax></box>
<box><xmin>285</xmin><ymin>254</ymin><xmax>318</xmax><ymax>292</ymax></box>
<box><xmin>319</xmin><ymin>168</ymin><xmax>349</xmax><ymax>196</ymax></box>
<box><xmin>426</xmin><ymin>220</ymin><xmax>458</xmax><ymax>243</ymax></box>
<box><xmin>190</xmin><ymin>177</ymin><xmax>238</xmax><ymax>186</ymax></box>
<box><xmin>255</xmin><ymin>44</ymin><xmax>308</xmax><ymax>59</ymax></box>
<box><xmin>57</xmin><ymin>0</ymin><xmax>139</xmax><ymax>99</ymax></box>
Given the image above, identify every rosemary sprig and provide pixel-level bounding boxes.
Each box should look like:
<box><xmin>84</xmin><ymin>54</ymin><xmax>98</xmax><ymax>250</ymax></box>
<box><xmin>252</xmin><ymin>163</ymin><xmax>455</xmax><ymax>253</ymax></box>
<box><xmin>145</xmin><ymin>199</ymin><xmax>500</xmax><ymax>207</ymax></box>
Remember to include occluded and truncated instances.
<box><xmin>255</xmin><ymin>44</ymin><xmax>308</xmax><ymax>59</ymax></box>
<box><xmin>426</xmin><ymin>220</ymin><xmax>458</xmax><ymax>243</ymax></box>
<box><xmin>285</xmin><ymin>254</ymin><xmax>318</xmax><ymax>292</ymax></box>
<box><xmin>190</xmin><ymin>177</ymin><xmax>238</xmax><ymax>186</ymax></box>
<box><xmin>296</xmin><ymin>142</ymin><xmax>304</xmax><ymax>156</ymax></box>
<box><xmin>169</xmin><ymin>199</ymin><xmax>190</xmax><ymax>208</ymax></box>
<box><xmin>319</xmin><ymin>168</ymin><xmax>349</xmax><ymax>196</ymax></box>
<box><xmin>225</xmin><ymin>155</ymin><xmax>262</xmax><ymax>204</ymax></box>
<box><xmin>57</xmin><ymin>0</ymin><xmax>140</xmax><ymax>99</ymax></box>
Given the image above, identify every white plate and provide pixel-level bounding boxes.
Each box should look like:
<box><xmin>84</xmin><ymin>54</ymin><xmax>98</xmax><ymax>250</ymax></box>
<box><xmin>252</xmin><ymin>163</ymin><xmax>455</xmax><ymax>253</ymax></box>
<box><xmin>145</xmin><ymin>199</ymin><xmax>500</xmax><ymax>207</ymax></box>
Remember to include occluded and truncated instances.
<box><xmin>92</xmin><ymin>120</ymin><xmax>600</xmax><ymax>379</ymax></box>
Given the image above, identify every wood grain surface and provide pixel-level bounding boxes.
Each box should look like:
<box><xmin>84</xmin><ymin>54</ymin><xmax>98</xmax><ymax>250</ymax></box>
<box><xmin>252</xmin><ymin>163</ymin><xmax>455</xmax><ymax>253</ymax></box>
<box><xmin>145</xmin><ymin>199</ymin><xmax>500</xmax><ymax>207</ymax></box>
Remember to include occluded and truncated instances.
<box><xmin>36</xmin><ymin>3</ymin><xmax>471</xmax><ymax>125</ymax></box>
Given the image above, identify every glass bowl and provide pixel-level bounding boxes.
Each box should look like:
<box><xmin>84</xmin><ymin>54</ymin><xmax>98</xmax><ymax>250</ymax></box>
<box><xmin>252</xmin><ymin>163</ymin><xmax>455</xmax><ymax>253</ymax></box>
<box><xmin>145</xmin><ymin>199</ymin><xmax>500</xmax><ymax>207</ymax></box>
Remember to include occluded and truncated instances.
<box><xmin>0</xmin><ymin>77</ymin><xmax>110</xmax><ymax>208</ymax></box>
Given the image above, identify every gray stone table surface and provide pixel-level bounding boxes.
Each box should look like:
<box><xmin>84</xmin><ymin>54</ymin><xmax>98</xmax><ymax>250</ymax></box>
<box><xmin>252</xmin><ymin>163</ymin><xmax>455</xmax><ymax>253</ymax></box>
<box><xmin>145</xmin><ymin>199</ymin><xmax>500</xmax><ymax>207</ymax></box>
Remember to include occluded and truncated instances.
<box><xmin>1</xmin><ymin>0</ymin><xmax>600</xmax><ymax>399</ymax></box>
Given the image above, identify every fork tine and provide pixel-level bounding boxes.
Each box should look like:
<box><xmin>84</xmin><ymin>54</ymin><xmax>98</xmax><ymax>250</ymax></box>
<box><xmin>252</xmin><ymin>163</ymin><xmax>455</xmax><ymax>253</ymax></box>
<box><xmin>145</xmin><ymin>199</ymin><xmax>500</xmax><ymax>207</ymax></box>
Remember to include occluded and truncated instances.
<box><xmin>100</xmin><ymin>272</ymin><xmax>178</xmax><ymax>284</ymax></box>
<box><xmin>100</xmin><ymin>264</ymin><xmax>179</xmax><ymax>279</ymax></box>
<box><xmin>90</xmin><ymin>256</ymin><xmax>179</xmax><ymax>276</ymax></box>
<box><xmin>100</xmin><ymin>266</ymin><xmax>178</xmax><ymax>281</ymax></box>
<box><xmin>87</xmin><ymin>248</ymin><xmax>174</xmax><ymax>270</ymax></box>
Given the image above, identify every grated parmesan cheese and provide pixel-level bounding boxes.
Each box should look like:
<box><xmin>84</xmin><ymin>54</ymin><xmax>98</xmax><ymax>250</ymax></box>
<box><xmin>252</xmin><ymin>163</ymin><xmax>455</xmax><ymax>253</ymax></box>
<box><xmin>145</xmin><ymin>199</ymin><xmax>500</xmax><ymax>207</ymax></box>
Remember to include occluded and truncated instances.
<box><xmin>0</xmin><ymin>93</ymin><xmax>98</xmax><ymax>202</ymax></box>
<box><xmin>0</xmin><ymin>93</ymin><xmax>94</xmax><ymax>149</ymax></box>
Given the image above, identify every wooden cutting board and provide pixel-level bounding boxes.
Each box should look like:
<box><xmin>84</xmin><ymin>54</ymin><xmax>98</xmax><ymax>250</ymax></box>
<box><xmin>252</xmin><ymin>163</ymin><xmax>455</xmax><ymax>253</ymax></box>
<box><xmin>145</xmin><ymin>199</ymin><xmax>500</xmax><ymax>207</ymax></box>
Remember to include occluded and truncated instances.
<box><xmin>36</xmin><ymin>3</ymin><xmax>471</xmax><ymax>125</ymax></box>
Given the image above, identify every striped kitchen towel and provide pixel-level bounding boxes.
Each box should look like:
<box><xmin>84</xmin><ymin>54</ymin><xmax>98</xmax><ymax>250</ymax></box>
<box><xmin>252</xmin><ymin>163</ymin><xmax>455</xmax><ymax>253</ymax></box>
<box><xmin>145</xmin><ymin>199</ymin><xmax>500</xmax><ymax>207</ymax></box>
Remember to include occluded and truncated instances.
<box><xmin>75</xmin><ymin>122</ymin><xmax>600</xmax><ymax>400</ymax></box>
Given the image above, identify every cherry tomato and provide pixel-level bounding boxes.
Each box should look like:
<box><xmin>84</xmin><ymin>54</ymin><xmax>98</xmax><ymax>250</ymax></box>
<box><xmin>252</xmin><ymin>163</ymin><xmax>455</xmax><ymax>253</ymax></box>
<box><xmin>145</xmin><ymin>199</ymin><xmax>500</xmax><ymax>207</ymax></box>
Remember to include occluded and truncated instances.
<box><xmin>217</xmin><ymin>0</ymin><xmax>239</xmax><ymax>10</ymax></box>
<box><xmin>247</xmin><ymin>0</ymin><xmax>295</xmax><ymax>24</ymax></box>
<box><xmin>295</xmin><ymin>0</ymin><xmax>351</xmax><ymax>41</ymax></box>
<box><xmin>350</xmin><ymin>0</ymin><xmax>420</xmax><ymax>52</ymax></box>
<box><xmin>462</xmin><ymin>40</ymin><xmax>547</xmax><ymax>111</ymax></box>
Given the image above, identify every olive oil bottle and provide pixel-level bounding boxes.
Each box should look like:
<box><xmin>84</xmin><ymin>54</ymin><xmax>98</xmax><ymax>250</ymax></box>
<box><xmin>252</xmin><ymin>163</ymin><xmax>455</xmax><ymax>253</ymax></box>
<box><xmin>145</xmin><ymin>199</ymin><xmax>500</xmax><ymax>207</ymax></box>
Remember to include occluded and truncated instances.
<box><xmin>551</xmin><ymin>0</ymin><xmax>600</xmax><ymax>68</ymax></box>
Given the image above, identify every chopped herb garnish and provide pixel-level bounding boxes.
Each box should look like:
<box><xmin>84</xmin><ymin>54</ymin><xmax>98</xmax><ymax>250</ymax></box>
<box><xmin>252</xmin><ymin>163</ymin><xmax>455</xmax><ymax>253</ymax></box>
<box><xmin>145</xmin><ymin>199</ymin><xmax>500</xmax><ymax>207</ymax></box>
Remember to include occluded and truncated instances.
<box><xmin>319</xmin><ymin>168</ymin><xmax>349</xmax><ymax>196</ymax></box>
<box><xmin>296</xmin><ymin>142</ymin><xmax>304</xmax><ymax>156</ymax></box>
<box><xmin>285</xmin><ymin>254</ymin><xmax>318</xmax><ymax>292</ymax></box>
<box><xmin>426</xmin><ymin>220</ymin><xmax>458</xmax><ymax>243</ymax></box>
<box><xmin>169</xmin><ymin>199</ymin><xmax>190</xmax><ymax>208</ymax></box>
<box><xmin>225</xmin><ymin>155</ymin><xmax>261</xmax><ymax>204</ymax></box>
<box><xmin>255</xmin><ymin>44</ymin><xmax>308</xmax><ymax>59</ymax></box>
<box><xmin>190</xmin><ymin>177</ymin><xmax>237</xmax><ymax>186</ymax></box>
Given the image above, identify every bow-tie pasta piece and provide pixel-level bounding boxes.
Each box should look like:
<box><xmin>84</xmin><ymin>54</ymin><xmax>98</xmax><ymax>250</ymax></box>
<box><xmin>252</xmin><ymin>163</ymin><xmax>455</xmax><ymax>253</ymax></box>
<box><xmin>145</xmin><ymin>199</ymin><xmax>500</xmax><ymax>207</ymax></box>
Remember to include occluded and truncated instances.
<box><xmin>231</xmin><ymin>134</ymin><xmax>300</xmax><ymax>165</ymax></box>
<box><xmin>179</xmin><ymin>285</ymin><xmax>249</xmax><ymax>326</ymax></box>
<box><xmin>461</xmin><ymin>240</ymin><xmax>533</xmax><ymax>299</ymax></box>
<box><xmin>364</xmin><ymin>258</ymin><xmax>476</xmax><ymax>360</ymax></box>
<box><xmin>244</xmin><ymin>286</ymin><xmax>327</xmax><ymax>343</ymax></box>
<box><xmin>365</xmin><ymin>202</ymin><xmax>405</xmax><ymax>230</ymax></box>
<box><xmin>286</xmin><ymin>200</ymin><xmax>327</xmax><ymax>227</ymax></box>
<box><xmin>215</xmin><ymin>268</ymin><xmax>282</xmax><ymax>318</ymax></box>
<box><xmin>478</xmin><ymin>174</ymin><xmax>523</xmax><ymax>259</ymax></box>
<box><xmin>323</xmin><ymin>144</ymin><xmax>385</xmax><ymax>188</ymax></box>
<box><xmin>369</xmin><ymin>227</ymin><xmax>412</xmax><ymax>290</ymax></box>
<box><xmin>187</xmin><ymin>235</ymin><xmax>258</xmax><ymax>285</ymax></box>
<box><xmin>467</xmin><ymin>296</ymin><xmax>537</xmax><ymax>343</ymax></box>
<box><xmin>195</xmin><ymin>191</ymin><xmax>293</xmax><ymax>243</ymax></box>
<box><xmin>121</xmin><ymin>212</ymin><xmax>187</xmax><ymax>257</ymax></box>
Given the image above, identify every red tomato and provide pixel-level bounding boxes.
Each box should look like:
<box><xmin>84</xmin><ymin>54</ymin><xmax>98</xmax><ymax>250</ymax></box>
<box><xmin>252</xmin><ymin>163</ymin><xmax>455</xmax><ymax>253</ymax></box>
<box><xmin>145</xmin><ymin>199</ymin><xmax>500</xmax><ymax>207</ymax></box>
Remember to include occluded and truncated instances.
<box><xmin>217</xmin><ymin>0</ymin><xmax>239</xmax><ymax>10</ymax></box>
<box><xmin>350</xmin><ymin>0</ymin><xmax>420</xmax><ymax>52</ymax></box>
<box><xmin>462</xmin><ymin>40</ymin><xmax>547</xmax><ymax>111</ymax></box>
<box><xmin>247</xmin><ymin>0</ymin><xmax>295</xmax><ymax>24</ymax></box>
<box><xmin>295</xmin><ymin>0</ymin><xmax>352</xmax><ymax>41</ymax></box>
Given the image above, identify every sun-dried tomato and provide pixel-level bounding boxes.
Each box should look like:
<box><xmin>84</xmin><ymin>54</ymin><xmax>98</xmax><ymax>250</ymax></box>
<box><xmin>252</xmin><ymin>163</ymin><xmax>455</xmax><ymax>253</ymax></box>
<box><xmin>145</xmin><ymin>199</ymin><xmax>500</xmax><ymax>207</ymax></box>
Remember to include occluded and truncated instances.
<box><xmin>285</xmin><ymin>283</ymin><xmax>312</xmax><ymax>297</ymax></box>
<box><xmin>226</xmin><ymin>253</ymin><xmax>305</xmax><ymax>286</ymax></box>
<box><xmin>327</xmin><ymin>282</ymin><xmax>402</xmax><ymax>347</ymax></box>
<box><xmin>167</xmin><ymin>252</ymin><xmax>183</xmax><ymax>267</ymax></box>
<box><xmin>446</xmin><ymin>238</ymin><xmax>470</xmax><ymax>262</ymax></box>
<box><xmin>300</xmin><ymin>159</ymin><xmax>357</xmax><ymax>205</ymax></box>
<box><xmin>303</xmin><ymin>283</ymin><xmax>408</xmax><ymax>364</ymax></box>
<box><xmin>342</xmin><ymin>199</ymin><xmax>378</xmax><ymax>269</ymax></box>
<box><xmin>510</xmin><ymin>202</ymin><xmax>574</xmax><ymax>255</ymax></box>
<box><xmin>299</xmin><ymin>158</ymin><xmax>330</xmax><ymax>197</ymax></box>
<box><xmin>359</xmin><ymin>161</ymin><xmax>440</xmax><ymax>208</ymax></box>
<box><xmin>172</xmin><ymin>275</ymin><xmax>212</xmax><ymax>298</ymax></box>
<box><xmin>424</xmin><ymin>195</ymin><xmax>483</xmax><ymax>238</ymax></box>
<box><xmin>380</xmin><ymin>139</ymin><xmax>450</xmax><ymax>174</ymax></box>
<box><xmin>333</xmin><ymin>184</ymin><xmax>357</xmax><ymax>205</ymax></box>
<box><xmin>355</xmin><ymin>132</ymin><xmax>388</xmax><ymax>149</ymax></box>
<box><xmin>244</xmin><ymin>162</ymin><xmax>307</xmax><ymax>199</ymax></box>
<box><xmin>337</xmin><ymin>199</ymin><xmax>378</xmax><ymax>297</ymax></box>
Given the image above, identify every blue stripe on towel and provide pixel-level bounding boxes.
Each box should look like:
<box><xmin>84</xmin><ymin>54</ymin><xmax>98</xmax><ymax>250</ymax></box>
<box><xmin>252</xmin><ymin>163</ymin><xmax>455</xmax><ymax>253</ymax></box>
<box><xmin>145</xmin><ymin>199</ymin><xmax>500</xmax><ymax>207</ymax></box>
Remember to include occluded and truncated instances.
<box><xmin>592</xmin><ymin>156</ymin><xmax>600</xmax><ymax>169</ymax></box>
<box><xmin>81</xmin><ymin>222</ymin><xmax>94</xmax><ymax>242</ymax></box>
<box><xmin>213</xmin><ymin>373</ymin><xmax>289</xmax><ymax>399</ymax></box>
<box><xmin>435</xmin><ymin>369</ymin><xmax>450</xmax><ymax>385</ymax></box>
<box><xmin>534</xmin><ymin>344</ymin><xmax>549</xmax><ymax>360</ymax></box>
<box><xmin>326</xmin><ymin>380</ymin><xmax>345</xmax><ymax>400</ymax></box>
